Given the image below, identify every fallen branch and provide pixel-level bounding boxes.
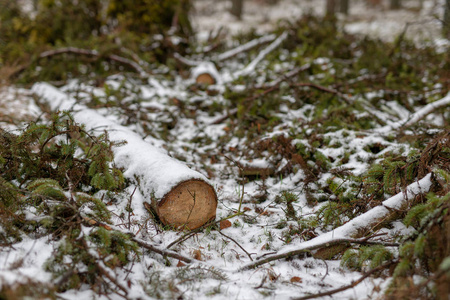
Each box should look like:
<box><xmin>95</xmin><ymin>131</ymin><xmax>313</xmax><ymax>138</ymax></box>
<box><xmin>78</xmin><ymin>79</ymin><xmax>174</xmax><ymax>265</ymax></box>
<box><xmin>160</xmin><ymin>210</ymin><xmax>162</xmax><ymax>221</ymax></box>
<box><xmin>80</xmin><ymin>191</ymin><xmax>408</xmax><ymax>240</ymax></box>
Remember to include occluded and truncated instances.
<box><xmin>259</xmin><ymin>63</ymin><xmax>311</xmax><ymax>89</ymax></box>
<box><xmin>173</xmin><ymin>52</ymin><xmax>201</xmax><ymax>67</ymax></box>
<box><xmin>233</xmin><ymin>31</ymin><xmax>288</xmax><ymax>78</ymax></box>
<box><xmin>291</xmin><ymin>82</ymin><xmax>352</xmax><ymax>105</ymax></box>
<box><xmin>376</xmin><ymin>92</ymin><xmax>450</xmax><ymax>132</ymax></box>
<box><xmin>243</xmin><ymin>237</ymin><xmax>398</xmax><ymax>271</ymax></box>
<box><xmin>209</xmin><ymin>63</ymin><xmax>310</xmax><ymax>125</ymax></box>
<box><xmin>132</xmin><ymin>237</ymin><xmax>193</xmax><ymax>264</ymax></box>
<box><xmin>13</xmin><ymin>47</ymin><xmax>149</xmax><ymax>79</ymax></box>
<box><xmin>291</xmin><ymin>260</ymin><xmax>398</xmax><ymax>300</ymax></box>
<box><xmin>96</xmin><ymin>261</ymin><xmax>129</xmax><ymax>297</ymax></box>
<box><xmin>239</xmin><ymin>173</ymin><xmax>433</xmax><ymax>271</ymax></box>
<box><xmin>216</xmin><ymin>34</ymin><xmax>277</xmax><ymax>62</ymax></box>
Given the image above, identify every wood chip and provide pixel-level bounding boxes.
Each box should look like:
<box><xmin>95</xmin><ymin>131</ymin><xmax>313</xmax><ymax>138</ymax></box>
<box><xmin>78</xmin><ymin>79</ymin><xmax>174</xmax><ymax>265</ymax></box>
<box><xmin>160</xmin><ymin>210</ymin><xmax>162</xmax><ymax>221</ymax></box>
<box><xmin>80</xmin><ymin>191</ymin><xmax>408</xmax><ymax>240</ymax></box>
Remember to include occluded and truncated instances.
<box><xmin>177</xmin><ymin>261</ymin><xmax>186</xmax><ymax>267</ymax></box>
<box><xmin>193</xmin><ymin>249</ymin><xmax>202</xmax><ymax>261</ymax></box>
<box><xmin>220</xmin><ymin>219</ymin><xmax>232</xmax><ymax>230</ymax></box>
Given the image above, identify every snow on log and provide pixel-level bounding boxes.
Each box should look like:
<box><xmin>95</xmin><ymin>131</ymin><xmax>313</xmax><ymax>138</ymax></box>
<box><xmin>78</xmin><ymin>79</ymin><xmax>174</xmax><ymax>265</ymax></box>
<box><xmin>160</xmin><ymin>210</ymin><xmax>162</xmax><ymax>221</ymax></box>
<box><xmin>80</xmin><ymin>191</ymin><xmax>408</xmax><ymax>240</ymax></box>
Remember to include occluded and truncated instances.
<box><xmin>32</xmin><ymin>82</ymin><xmax>217</xmax><ymax>230</ymax></box>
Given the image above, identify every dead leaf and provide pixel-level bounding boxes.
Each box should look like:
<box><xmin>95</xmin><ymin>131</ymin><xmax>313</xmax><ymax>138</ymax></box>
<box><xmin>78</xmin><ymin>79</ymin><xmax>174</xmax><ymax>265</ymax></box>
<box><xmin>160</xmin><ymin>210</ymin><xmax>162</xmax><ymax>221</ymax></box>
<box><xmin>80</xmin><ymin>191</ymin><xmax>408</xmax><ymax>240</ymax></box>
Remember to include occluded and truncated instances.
<box><xmin>220</xmin><ymin>219</ymin><xmax>232</xmax><ymax>230</ymax></box>
<box><xmin>268</xmin><ymin>270</ymin><xmax>279</xmax><ymax>282</ymax></box>
<box><xmin>143</xmin><ymin>202</ymin><xmax>152</xmax><ymax>212</ymax></box>
<box><xmin>243</xmin><ymin>207</ymin><xmax>252</xmax><ymax>212</ymax></box>
<box><xmin>290</xmin><ymin>276</ymin><xmax>302</xmax><ymax>283</ymax></box>
<box><xmin>99</xmin><ymin>224</ymin><xmax>112</xmax><ymax>230</ymax></box>
<box><xmin>177</xmin><ymin>261</ymin><xmax>186</xmax><ymax>267</ymax></box>
<box><xmin>193</xmin><ymin>249</ymin><xmax>202</xmax><ymax>261</ymax></box>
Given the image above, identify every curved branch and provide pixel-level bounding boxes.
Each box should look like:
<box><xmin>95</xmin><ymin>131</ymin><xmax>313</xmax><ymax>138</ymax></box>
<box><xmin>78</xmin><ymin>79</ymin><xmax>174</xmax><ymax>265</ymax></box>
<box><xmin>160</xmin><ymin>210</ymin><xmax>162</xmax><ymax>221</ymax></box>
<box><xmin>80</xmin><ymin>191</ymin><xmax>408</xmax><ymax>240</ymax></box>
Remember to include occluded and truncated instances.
<box><xmin>241</xmin><ymin>237</ymin><xmax>398</xmax><ymax>271</ymax></box>
<box><xmin>239</xmin><ymin>173</ymin><xmax>433</xmax><ymax>271</ymax></box>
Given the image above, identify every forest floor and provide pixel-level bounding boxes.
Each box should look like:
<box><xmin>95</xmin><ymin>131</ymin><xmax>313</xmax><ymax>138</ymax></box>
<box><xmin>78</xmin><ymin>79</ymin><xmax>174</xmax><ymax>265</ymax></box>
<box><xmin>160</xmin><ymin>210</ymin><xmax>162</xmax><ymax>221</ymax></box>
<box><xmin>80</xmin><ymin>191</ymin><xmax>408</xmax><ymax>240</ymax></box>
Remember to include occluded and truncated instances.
<box><xmin>0</xmin><ymin>1</ymin><xmax>449</xmax><ymax>300</ymax></box>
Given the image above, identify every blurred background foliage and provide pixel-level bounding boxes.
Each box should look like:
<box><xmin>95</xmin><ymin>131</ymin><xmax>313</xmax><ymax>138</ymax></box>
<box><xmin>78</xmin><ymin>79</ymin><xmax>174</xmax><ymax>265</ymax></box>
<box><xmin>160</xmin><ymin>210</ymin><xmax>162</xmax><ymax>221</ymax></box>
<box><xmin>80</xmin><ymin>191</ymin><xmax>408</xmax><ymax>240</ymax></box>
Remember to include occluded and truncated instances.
<box><xmin>0</xmin><ymin>0</ymin><xmax>191</xmax><ymax>83</ymax></box>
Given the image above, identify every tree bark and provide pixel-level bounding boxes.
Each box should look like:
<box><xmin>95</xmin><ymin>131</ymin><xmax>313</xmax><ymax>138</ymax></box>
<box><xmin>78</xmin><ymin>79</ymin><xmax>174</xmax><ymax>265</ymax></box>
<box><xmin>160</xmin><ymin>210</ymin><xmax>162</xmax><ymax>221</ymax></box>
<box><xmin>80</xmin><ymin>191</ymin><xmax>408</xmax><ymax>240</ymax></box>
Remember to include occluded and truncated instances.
<box><xmin>390</xmin><ymin>0</ymin><xmax>401</xmax><ymax>9</ymax></box>
<box><xmin>444</xmin><ymin>0</ymin><xmax>450</xmax><ymax>38</ymax></box>
<box><xmin>32</xmin><ymin>83</ymin><xmax>218</xmax><ymax>230</ymax></box>
<box><xmin>326</xmin><ymin>0</ymin><xmax>336</xmax><ymax>16</ymax></box>
<box><xmin>339</xmin><ymin>0</ymin><xmax>350</xmax><ymax>14</ymax></box>
<box><xmin>231</xmin><ymin>0</ymin><xmax>244</xmax><ymax>20</ymax></box>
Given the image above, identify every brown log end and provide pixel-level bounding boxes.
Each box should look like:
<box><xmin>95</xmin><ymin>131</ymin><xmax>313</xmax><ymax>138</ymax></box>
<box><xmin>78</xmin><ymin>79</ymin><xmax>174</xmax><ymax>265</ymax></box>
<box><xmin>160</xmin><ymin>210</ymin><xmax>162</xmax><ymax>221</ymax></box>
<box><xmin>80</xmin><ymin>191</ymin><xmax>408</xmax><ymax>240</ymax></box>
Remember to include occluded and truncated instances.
<box><xmin>156</xmin><ymin>179</ymin><xmax>217</xmax><ymax>230</ymax></box>
<box><xmin>196</xmin><ymin>73</ymin><xmax>215</xmax><ymax>85</ymax></box>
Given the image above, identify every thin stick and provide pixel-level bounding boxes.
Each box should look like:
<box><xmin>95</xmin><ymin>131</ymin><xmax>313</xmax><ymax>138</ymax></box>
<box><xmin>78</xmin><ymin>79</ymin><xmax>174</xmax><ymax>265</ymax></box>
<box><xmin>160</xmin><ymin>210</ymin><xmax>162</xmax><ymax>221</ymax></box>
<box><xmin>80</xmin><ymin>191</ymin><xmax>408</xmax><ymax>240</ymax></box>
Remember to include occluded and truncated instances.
<box><xmin>218</xmin><ymin>230</ymin><xmax>254</xmax><ymax>261</ymax></box>
<box><xmin>127</xmin><ymin>186</ymin><xmax>137</xmax><ymax>230</ymax></box>
<box><xmin>291</xmin><ymin>260</ymin><xmax>397</xmax><ymax>300</ymax></box>
<box><xmin>132</xmin><ymin>237</ymin><xmax>193</xmax><ymax>264</ymax></box>
<box><xmin>96</xmin><ymin>262</ymin><xmax>129</xmax><ymax>296</ymax></box>
<box><xmin>291</xmin><ymin>82</ymin><xmax>352</xmax><ymax>105</ymax></box>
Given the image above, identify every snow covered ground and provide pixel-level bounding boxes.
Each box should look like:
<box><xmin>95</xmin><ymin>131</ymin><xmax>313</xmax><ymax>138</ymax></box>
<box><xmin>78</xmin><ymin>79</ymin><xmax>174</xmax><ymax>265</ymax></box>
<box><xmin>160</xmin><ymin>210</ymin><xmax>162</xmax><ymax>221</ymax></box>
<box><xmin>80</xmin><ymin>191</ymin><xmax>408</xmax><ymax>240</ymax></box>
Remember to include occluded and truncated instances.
<box><xmin>0</xmin><ymin>1</ymin><xmax>449</xmax><ymax>299</ymax></box>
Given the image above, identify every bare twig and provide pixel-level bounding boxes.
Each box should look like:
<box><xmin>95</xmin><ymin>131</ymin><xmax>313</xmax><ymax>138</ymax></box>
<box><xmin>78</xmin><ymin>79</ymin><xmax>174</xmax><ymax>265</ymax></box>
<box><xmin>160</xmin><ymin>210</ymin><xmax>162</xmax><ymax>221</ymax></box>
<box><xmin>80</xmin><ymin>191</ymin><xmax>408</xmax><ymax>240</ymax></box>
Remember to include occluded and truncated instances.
<box><xmin>96</xmin><ymin>262</ymin><xmax>129</xmax><ymax>296</ymax></box>
<box><xmin>320</xmin><ymin>259</ymin><xmax>329</xmax><ymax>281</ymax></box>
<box><xmin>291</xmin><ymin>82</ymin><xmax>352</xmax><ymax>105</ymax></box>
<box><xmin>218</xmin><ymin>230</ymin><xmax>254</xmax><ymax>261</ymax></box>
<box><xmin>291</xmin><ymin>260</ymin><xmax>398</xmax><ymax>300</ymax></box>
<box><xmin>132</xmin><ymin>237</ymin><xmax>194</xmax><ymax>264</ymax></box>
<box><xmin>254</xmin><ymin>275</ymin><xmax>267</xmax><ymax>289</ymax></box>
<box><xmin>127</xmin><ymin>186</ymin><xmax>137</xmax><ymax>230</ymax></box>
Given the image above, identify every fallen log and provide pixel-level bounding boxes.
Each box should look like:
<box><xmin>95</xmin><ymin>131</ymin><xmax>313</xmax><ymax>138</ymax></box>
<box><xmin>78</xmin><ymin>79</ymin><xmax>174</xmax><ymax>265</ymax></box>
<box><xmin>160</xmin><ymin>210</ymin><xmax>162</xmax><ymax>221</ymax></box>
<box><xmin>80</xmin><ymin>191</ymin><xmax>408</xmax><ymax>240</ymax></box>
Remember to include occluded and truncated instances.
<box><xmin>239</xmin><ymin>173</ymin><xmax>433</xmax><ymax>270</ymax></box>
<box><xmin>32</xmin><ymin>82</ymin><xmax>217</xmax><ymax>230</ymax></box>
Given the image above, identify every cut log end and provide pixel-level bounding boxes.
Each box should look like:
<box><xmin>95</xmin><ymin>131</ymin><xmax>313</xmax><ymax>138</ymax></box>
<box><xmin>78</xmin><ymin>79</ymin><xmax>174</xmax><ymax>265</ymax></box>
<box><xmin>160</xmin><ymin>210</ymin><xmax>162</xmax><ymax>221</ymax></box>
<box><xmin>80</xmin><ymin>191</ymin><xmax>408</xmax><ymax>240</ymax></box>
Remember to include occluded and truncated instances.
<box><xmin>196</xmin><ymin>73</ymin><xmax>215</xmax><ymax>85</ymax></box>
<box><xmin>156</xmin><ymin>179</ymin><xmax>217</xmax><ymax>230</ymax></box>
